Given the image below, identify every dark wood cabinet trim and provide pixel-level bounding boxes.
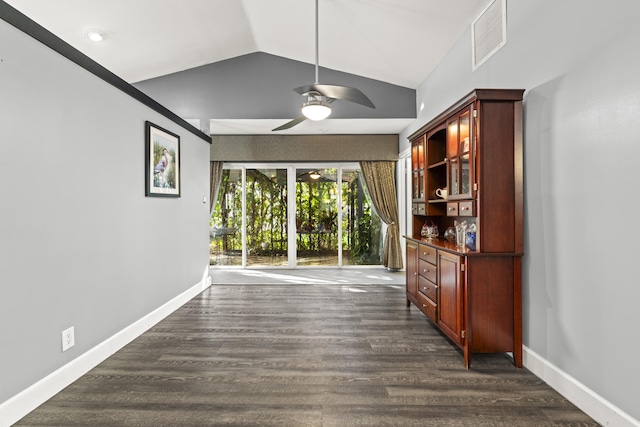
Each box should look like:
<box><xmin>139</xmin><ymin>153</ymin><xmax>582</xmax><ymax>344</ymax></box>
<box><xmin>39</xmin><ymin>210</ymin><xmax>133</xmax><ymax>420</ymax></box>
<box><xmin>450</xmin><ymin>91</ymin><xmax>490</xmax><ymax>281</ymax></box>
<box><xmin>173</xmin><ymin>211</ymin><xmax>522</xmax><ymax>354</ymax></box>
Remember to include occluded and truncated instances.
<box><xmin>409</xmin><ymin>89</ymin><xmax>525</xmax><ymax>141</ymax></box>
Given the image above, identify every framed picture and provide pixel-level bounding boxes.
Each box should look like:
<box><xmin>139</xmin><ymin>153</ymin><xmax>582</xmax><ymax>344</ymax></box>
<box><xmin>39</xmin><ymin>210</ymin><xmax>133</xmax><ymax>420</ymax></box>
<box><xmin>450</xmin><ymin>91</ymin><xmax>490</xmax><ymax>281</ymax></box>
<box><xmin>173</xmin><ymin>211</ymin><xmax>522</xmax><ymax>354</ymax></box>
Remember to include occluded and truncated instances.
<box><xmin>145</xmin><ymin>121</ymin><xmax>180</xmax><ymax>197</ymax></box>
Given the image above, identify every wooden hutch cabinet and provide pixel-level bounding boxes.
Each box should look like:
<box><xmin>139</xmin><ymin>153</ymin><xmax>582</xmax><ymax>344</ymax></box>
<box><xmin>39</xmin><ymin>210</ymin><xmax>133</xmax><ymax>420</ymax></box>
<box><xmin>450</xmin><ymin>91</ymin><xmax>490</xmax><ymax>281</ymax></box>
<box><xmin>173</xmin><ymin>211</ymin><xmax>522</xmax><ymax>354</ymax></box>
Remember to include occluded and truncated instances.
<box><xmin>405</xmin><ymin>89</ymin><xmax>524</xmax><ymax>368</ymax></box>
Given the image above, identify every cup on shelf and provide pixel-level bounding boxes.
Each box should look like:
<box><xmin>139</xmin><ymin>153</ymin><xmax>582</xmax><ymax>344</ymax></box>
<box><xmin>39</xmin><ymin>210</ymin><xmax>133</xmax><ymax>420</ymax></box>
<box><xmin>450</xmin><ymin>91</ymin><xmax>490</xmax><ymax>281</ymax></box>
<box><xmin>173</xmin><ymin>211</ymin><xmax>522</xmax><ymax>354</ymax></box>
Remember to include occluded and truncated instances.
<box><xmin>435</xmin><ymin>187</ymin><xmax>448</xmax><ymax>199</ymax></box>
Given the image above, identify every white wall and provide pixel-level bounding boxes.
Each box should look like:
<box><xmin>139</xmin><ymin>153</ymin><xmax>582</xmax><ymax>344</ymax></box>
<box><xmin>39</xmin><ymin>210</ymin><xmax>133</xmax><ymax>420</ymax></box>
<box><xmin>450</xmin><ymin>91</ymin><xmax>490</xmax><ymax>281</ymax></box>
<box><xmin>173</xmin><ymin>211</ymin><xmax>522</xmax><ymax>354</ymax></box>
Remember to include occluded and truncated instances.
<box><xmin>0</xmin><ymin>16</ymin><xmax>211</xmax><ymax>415</ymax></box>
<box><xmin>400</xmin><ymin>0</ymin><xmax>640</xmax><ymax>424</ymax></box>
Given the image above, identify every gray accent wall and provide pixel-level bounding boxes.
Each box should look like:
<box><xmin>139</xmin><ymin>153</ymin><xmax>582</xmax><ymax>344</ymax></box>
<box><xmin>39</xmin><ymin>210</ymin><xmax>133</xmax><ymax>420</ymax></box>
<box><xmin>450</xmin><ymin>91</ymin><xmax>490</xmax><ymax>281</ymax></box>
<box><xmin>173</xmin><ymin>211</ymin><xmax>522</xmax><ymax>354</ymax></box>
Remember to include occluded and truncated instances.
<box><xmin>134</xmin><ymin>52</ymin><xmax>416</xmax><ymax>126</ymax></box>
<box><xmin>400</xmin><ymin>0</ymin><xmax>640</xmax><ymax>422</ymax></box>
<box><xmin>0</xmin><ymin>17</ymin><xmax>210</xmax><ymax>405</ymax></box>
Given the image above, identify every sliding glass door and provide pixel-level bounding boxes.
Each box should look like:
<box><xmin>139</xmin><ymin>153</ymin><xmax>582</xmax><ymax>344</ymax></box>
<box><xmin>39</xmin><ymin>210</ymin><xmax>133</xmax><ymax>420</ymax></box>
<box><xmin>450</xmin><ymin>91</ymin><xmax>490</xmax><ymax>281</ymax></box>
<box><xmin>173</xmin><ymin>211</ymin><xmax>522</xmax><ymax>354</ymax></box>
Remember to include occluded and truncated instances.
<box><xmin>295</xmin><ymin>168</ymin><xmax>339</xmax><ymax>266</ymax></box>
<box><xmin>210</xmin><ymin>164</ymin><xmax>383</xmax><ymax>268</ymax></box>
<box><xmin>341</xmin><ymin>168</ymin><xmax>383</xmax><ymax>265</ymax></box>
<box><xmin>245</xmin><ymin>168</ymin><xmax>288</xmax><ymax>267</ymax></box>
<box><xmin>210</xmin><ymin>168</ymin><xmax>243</xmax><ymax>266</ymax></box>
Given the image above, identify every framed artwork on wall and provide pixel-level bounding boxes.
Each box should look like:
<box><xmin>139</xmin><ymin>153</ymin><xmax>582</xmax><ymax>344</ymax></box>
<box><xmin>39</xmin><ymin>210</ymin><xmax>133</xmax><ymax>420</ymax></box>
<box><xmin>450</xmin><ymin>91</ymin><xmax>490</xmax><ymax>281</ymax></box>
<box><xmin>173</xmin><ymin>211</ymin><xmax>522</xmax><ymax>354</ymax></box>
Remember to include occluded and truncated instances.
<box><xmin>145</xmin><ymin>121</ymin><xmax>180</xmax><ymax>197</ymax></box>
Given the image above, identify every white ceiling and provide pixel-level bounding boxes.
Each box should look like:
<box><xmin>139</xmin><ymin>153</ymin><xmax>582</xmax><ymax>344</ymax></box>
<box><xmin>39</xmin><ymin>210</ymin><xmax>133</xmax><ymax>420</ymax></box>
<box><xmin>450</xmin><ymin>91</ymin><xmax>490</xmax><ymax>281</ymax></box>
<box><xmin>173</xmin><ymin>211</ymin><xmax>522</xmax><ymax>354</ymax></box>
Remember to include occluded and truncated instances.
<box><xmin>5</xmin><ymin>0</ymin><xmax>490</xmax><ymax>134</ymax></box>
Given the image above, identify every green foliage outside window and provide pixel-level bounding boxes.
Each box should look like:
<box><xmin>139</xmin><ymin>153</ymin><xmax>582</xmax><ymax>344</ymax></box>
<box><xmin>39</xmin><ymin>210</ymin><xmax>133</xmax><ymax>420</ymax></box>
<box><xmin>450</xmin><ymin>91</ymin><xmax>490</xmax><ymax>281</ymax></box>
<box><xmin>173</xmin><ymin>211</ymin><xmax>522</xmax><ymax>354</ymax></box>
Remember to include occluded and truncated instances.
<box><xmin>210</xmin><ymin>168</ymin><xmax>382</xmax><ymax>265</ymax></box>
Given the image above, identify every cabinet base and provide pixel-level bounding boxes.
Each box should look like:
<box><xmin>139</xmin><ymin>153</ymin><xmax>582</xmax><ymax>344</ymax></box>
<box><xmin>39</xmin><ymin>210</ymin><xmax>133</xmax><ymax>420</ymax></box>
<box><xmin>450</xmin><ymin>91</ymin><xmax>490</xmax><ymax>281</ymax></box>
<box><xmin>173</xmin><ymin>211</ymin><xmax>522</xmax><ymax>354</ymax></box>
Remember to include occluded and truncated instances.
<box><xmin>406</xmin><ymin>292</ymin><xmax>522</xmax><ymax>369</ymax></box>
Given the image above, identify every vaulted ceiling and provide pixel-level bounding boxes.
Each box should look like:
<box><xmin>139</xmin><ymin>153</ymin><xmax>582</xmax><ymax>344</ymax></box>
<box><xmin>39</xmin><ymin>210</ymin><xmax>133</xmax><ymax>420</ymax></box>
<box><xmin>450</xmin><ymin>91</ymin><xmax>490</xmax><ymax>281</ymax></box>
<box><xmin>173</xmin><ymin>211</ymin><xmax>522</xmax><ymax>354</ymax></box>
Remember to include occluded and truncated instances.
<box><xmin>5</xmin><ymin>0</ymin><xmax>490</xmax><ymax>134</ymax></box>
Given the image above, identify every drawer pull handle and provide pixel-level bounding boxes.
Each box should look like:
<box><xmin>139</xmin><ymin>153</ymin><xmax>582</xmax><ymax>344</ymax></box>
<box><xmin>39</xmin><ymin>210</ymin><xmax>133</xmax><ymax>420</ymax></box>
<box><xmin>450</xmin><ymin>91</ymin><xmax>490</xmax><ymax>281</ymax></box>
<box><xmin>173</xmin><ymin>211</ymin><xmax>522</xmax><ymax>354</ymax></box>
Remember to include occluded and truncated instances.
<box><xmin>448</xmin><ymin>207</ymin><xmax>455</xmax><ymax>211</ymax></box>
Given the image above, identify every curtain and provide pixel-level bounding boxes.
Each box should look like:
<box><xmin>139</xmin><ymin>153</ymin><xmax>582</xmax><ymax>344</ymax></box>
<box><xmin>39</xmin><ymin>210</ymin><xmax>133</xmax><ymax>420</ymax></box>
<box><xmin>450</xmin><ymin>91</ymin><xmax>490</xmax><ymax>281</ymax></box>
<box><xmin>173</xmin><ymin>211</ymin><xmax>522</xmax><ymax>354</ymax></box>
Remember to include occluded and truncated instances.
<box><xmin>209</xmin><ymin>161</ymin><xmax>224</xmax><ymax>215</ymax></box>
<box><xmin>359</xmin><ymin>161</ymin><xmax>403</xmax><ymax>270</ymax></box>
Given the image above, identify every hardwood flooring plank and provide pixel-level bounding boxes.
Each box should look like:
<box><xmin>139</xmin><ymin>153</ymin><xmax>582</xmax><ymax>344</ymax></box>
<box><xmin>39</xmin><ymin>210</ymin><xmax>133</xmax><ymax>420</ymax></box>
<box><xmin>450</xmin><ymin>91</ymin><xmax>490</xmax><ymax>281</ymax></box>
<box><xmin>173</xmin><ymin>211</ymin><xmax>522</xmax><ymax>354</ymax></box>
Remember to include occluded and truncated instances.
<box><xmin>15</xmin><ymin>279</ymin><xmax>598</xmax><ymax>426</ymax></box>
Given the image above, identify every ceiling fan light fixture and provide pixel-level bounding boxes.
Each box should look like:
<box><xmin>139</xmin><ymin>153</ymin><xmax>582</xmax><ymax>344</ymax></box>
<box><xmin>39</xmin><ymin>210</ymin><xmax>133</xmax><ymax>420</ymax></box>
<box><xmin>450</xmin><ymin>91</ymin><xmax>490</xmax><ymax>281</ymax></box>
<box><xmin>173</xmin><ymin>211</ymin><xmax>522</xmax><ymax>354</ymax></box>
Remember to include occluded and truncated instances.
<box><xmin>301</xmin><ymin>99</ymin><xmax>332</xmax><ymax>121</ymax></box>
<box><xmin>309</xmin><ymin>171</ymin><xmax>321</xmax><ymax>180</ymax></box>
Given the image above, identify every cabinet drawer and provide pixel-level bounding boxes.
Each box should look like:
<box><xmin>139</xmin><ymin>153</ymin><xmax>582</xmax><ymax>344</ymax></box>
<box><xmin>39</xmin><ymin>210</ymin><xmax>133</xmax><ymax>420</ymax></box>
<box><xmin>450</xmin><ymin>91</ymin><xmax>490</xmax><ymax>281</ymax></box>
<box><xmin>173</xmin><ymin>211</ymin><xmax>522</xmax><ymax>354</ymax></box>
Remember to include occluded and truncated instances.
<box><xmin>418</xmin><ymin>244</ymin><xmax>437</xmax><ymax>264</ymax></box>
<box><xmin>419</xmin><ymin>275</ymin><xmax>438</xmax><ymax>301</ymax></box>
<box><xmin>418</xmin><ymin>259</ymin><xmax>437</xmax><ymax>283</ymax></box>
<box><xmin>412</xmin><ymin>203</ymin><xmax>426</xmax><ymax>215</ymax></box>
<box><xmin>417</xmin><ymin>291</ymin><xmax>437</xmax><ymax>323</ymax></box>
<box><xmin>459</xmin><ymin>201</ymin><xmax>475</xmax><ymax>216</ymax></box>
<box><xmin>446</xmin><ymin>202</ymin><xmax>458</xmax><ymax>216</ymax></box>
<box><xmin>446</xmin><ymin>201</ymin><xmax>475</xmax><ymax>217</ymax></box>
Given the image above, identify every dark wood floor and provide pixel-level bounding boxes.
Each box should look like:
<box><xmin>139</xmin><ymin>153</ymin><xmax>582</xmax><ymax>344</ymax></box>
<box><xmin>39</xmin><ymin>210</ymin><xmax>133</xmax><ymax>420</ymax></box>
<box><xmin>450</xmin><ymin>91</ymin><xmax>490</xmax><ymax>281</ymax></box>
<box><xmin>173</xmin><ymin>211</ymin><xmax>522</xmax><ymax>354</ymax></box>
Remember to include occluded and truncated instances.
<box><xmin>16</xmin><ymin>280</ymin><xmax>599</xmax><ymax>426</ymax></box>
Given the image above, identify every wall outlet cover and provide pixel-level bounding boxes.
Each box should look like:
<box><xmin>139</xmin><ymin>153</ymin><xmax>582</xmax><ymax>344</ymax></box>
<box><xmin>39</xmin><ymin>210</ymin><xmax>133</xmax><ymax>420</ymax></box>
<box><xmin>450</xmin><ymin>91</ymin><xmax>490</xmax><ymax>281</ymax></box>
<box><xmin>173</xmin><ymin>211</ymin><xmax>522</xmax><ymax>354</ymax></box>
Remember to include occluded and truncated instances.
<box><xmin>62</xmin><ymin>326</ymin><xmax>75</xmax><ymax>352</ymax></box>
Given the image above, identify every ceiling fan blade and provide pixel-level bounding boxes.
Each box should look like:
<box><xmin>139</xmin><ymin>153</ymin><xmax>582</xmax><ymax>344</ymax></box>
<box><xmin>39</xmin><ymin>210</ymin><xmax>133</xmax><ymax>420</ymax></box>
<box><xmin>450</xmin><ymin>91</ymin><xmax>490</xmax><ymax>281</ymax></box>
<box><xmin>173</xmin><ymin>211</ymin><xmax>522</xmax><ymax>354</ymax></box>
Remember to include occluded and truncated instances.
<box><xmin>294</xmin><ymin>84</ymin><xmax>375</xmax><ymax>109</ymax></box>
<box><xmin>272</xmin><ymin>115</ymin><xmax>307</xmax><ymax>131</ymax></box>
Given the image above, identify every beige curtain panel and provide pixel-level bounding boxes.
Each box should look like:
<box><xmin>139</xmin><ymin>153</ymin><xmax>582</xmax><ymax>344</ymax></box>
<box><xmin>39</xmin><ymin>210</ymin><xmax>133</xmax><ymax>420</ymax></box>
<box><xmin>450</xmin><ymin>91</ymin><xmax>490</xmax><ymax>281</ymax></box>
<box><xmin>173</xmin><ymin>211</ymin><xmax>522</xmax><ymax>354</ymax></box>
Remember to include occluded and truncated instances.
<box><xmin>209</xmin><ymin>161</ymin><xmax>224</xmax><ymax>215</ymax></box>
<box><xmin>359</xmin><ymin>161</ymin><xmax>403</xmax><ymax>270</ymax></box>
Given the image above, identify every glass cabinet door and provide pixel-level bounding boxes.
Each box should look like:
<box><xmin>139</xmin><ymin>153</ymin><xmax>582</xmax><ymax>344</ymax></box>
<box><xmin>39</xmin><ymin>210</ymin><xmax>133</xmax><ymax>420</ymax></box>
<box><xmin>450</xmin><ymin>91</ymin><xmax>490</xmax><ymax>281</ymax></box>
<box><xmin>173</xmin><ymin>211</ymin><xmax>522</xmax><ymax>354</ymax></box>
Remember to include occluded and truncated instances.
<box><xmin>413</xmin><ymin>171</ymin><xmax>420</xmax><ymax>199</ymax></box>
<box><xmin>449</xmin><ymin>157</ymin><xmax>460</xmax><ymax>195</ymax></box>
<box><xmin>459</xmin><ymin>111</ymin><xmax>471</xmax><ymax>195</ymax></box>
<box><xmin>411</xmin><ymin>136</ymin><xmax>425</xmax><ymax>201</ymax></box>
<box><xmin>446</xmin><ymin>106</ymin><xmax>474</xmax><ymax>199</ymax></box>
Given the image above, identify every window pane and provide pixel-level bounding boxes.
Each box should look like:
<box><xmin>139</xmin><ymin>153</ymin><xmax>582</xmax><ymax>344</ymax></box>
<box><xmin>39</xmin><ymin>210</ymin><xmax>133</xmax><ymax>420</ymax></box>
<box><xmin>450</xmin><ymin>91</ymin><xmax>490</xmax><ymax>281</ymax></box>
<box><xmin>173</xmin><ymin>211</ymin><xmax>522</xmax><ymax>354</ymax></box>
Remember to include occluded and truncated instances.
<box><xmin>296</xmin><ymin>168</ymin><xmax>338</xmax><ymax>266</ymax></box>
<box><xmin>210</xmin><ymin>169</ymin><xmax>242</xmax><ymax>266</ymax></box>
<box><xmin>341</xmin><ymin>169</ymin><xmax>383</xmax><ymax>266</ymax></box>
<box><xmin>246</xmin><ymin>168</ymin><xmax>288</xmax><ymax>267</ymax></box>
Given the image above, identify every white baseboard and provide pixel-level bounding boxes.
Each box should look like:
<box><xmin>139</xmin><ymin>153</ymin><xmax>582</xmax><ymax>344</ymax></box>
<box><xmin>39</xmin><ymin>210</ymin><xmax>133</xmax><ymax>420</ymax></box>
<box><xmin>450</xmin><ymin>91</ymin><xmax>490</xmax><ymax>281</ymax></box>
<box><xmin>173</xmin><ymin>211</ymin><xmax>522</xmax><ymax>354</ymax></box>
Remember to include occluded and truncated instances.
<box><xmin>0</xmin><ymin>278</ymin><xmax>211</xmax><ymax>427</ymax></box>
<box><xmin>524</xmin><ymin>346</ymin><xmax>640</xmax><ymax>427</ymax></box>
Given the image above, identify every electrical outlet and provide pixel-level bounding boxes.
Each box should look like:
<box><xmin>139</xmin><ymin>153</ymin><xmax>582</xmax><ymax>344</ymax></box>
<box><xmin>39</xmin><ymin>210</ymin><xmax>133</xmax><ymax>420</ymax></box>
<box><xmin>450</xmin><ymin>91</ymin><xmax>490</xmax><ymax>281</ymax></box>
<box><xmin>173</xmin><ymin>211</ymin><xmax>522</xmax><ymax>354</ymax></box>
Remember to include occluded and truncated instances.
<box><xmin>61</xmin><ymin>326</ymin><xmax>75</xmax><ymax>352</ymax></box>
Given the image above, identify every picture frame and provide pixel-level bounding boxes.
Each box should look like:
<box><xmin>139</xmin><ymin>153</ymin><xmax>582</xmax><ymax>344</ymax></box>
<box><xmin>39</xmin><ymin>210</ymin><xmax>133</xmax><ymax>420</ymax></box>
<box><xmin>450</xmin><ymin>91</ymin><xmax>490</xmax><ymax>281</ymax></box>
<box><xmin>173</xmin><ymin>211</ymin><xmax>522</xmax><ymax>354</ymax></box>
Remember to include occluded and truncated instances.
<box><xmin>145</xmin><ymin>121</ymin><xmax>180</xmax><ymax>197</ymax></box>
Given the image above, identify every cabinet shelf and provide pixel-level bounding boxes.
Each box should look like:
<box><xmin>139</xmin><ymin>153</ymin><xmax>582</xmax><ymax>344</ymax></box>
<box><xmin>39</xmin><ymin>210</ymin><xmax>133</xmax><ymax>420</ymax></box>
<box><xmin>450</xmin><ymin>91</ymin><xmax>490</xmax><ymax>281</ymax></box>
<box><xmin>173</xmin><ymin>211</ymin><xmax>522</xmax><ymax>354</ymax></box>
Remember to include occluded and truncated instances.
<box><xmin>427</xmin><ymin>160</ymin><xmax>447</xmax><ymax>169</ymax></box>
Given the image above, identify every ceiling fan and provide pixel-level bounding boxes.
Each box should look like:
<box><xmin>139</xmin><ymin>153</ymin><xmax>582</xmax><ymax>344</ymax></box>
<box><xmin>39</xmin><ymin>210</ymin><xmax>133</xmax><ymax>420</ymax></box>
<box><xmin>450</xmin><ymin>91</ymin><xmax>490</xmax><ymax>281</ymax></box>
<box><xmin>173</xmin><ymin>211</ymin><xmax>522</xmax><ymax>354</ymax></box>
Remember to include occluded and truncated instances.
<box><xmin>272</xmin><ymin>0</ymin><xmax>375</xmax><ymax>131</ymax></box>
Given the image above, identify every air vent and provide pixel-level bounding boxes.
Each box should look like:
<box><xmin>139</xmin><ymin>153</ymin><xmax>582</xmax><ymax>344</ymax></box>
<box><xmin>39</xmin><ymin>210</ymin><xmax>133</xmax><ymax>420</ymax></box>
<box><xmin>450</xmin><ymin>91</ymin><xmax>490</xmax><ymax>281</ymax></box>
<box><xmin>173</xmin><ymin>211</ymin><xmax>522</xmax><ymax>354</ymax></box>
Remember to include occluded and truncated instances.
<box><xmin>471</xmin><ymin>0</ymin><xmax>506</xmax><ymax>70</ymax></box>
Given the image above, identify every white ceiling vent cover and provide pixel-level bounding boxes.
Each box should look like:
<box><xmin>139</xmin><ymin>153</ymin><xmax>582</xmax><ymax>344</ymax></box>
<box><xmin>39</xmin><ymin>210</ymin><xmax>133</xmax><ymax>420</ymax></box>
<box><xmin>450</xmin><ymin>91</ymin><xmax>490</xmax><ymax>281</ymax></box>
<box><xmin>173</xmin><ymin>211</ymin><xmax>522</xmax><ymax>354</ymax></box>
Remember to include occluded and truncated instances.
<box><xmin>471</xmin><ymin>0</ymin><xmax>506</xmax><ymax>70</ymax></box>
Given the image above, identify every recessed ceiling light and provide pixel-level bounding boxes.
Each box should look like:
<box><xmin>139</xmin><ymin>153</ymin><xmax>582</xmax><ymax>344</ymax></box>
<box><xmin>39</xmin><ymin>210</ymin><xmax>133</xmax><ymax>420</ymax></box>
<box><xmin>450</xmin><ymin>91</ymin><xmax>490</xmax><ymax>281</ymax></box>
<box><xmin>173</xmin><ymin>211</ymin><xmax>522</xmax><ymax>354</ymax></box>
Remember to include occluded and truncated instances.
<box><xmin>86</xmin><ymin>30</ymin><xmax>105</xmax><ymax>42</ymax></box>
